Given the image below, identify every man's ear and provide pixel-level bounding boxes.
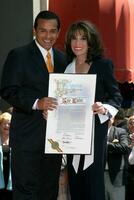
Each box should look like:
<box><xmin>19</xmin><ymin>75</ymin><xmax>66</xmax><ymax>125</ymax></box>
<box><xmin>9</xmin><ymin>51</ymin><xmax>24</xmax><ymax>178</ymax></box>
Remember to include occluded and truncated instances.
<box><xmin>55</xmin><ymin>28</ymin><xmax>60</xmax><ymax>38</ymax></box>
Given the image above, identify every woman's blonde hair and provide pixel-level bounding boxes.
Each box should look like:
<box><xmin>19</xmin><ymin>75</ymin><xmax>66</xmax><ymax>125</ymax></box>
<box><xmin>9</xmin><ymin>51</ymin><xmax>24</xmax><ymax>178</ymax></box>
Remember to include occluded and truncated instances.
<box><xmin>0</xmin><ymin>112</ymin><xmax>11</xmax><ymax>123</ymax></box>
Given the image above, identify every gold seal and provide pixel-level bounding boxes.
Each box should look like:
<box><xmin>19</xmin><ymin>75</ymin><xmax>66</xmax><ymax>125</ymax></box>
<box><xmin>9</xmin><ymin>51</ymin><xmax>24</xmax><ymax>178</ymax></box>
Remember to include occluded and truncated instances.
<box><xmin>48</xmin><ymin>139</ymin><xmax>63</xmax><ymax>152</ymax></box>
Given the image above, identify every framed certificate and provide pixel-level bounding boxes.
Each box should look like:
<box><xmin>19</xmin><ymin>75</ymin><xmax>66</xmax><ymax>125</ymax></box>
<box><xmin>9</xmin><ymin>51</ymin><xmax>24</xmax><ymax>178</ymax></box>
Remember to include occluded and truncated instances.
<box><xmin>45</xmin><ymin>73</ymin><xmax>96</xmax><ymax>154</ymax></box>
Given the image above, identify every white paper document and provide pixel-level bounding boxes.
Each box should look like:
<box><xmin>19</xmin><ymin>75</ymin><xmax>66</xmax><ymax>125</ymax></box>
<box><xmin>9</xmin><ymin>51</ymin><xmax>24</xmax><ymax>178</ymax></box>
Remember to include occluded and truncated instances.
<box><xmin>45</xmin><ymin>73</ymin><xmax>96</xmax><ymax>154</ymax></box>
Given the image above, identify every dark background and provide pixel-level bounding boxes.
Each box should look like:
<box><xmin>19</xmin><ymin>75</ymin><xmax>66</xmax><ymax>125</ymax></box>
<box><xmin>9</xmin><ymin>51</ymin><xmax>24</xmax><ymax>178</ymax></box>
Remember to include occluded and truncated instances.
<box><xmin>0</xmin><ymin>0</ymin><xmax>33</xmax><ymax>111</ymax></box>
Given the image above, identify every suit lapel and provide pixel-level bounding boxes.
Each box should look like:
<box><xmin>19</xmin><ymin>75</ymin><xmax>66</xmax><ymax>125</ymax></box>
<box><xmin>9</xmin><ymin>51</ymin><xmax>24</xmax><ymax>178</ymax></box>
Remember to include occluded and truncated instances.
<box><xmin>29</xmin><ymin>41</ymin><xmax>49</xmax><ymax>78</ymax></box>
<box><xmin>53</xmin><ymin>48</ymin><xmax>63</xmax><ymax>73</ymax></box>
<box><xmin>53</xmin><ymin>48</ymin><xmax>58</xmax><ymax>72</ymax></box>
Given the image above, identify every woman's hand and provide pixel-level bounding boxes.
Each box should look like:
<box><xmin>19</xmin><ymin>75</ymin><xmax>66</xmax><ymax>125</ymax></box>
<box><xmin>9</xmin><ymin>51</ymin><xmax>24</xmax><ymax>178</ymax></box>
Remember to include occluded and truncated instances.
<box><xmin>92</xmin><ymin>102</ymin><xmax>106</xmax><ymax>115</ymax></box>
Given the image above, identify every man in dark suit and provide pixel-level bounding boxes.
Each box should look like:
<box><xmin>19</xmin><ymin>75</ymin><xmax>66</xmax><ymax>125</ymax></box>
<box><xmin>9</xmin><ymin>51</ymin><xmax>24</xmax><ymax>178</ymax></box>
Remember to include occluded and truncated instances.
<box><xmin>105</xmin><ymin>118</ymin><xmax>129</xmax><ymax>200</ymax></box>
<box><xmin>0</xmin><ymin>11</ymin><xmax>67</xmax><ymax>200</ymax></box>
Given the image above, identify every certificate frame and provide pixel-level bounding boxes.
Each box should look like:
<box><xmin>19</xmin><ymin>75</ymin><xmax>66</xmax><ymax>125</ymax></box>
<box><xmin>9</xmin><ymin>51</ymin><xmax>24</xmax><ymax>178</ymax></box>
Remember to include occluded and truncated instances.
<box><xmin>45</xmin><ymin>73</ymin><xmax>96</xmax><ymax>154</ymax></box>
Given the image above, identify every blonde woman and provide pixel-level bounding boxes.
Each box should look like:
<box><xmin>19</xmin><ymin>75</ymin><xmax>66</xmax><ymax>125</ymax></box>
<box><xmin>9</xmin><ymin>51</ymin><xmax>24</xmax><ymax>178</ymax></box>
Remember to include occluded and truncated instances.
<box><xmin>0</xmin><ymin>112</ymin><xmax>12</xmax><ymax>200</ymax></box>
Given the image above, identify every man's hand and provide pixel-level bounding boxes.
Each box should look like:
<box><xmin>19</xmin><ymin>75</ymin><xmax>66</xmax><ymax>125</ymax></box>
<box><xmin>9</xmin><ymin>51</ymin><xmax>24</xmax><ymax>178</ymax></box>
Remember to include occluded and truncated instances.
<box><xmin>37</xmin><ymin>97</ymin><xmax>58</xmax><ymax>111</ymax></box>
<box><xmin>42</xmin><ymin>109</ymin><xmax>48</xmax><ymax>120</ymax></box>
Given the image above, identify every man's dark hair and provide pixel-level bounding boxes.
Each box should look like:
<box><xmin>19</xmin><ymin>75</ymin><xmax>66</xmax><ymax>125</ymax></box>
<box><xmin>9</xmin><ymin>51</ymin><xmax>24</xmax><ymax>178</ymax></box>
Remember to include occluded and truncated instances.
<box><xmin>34</xmin><ymin>10</ymin><xmax>60</xmax><ymax>30</ymax></box>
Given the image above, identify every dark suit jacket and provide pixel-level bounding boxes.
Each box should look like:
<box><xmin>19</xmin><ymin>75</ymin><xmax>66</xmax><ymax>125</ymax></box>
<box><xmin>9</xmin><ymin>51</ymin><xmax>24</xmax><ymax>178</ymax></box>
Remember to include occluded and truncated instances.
<box><xmin>88</xmin><ymin>58</ymin><xmax>123</xmax><ymax>167</ymax></box>
<box><xmin>107</xmin><ymin>126</ymin><xmax>129</xmax><ymax>186</ymax></box>
<box><xmin>67</xmin><ymin>58</ymin><xmax>122</xmax><ymax>200</ymax></box>
<box><xmin>0</xmin><ymin>41</ymin><xmax>67</xmax><ymax>152</ymax></box>
<box><xmin>67</xmin><ymin>58</ymin><xmax>122</xmax><ymax>167</ymax></box>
